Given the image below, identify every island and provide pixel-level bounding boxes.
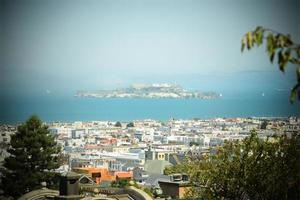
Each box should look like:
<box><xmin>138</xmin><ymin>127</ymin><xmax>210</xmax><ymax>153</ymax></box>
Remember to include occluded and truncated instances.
<box><xmin>75</xmin><ymin>83</ymin><xmax>220</xmax><ymax>99</ymax></box>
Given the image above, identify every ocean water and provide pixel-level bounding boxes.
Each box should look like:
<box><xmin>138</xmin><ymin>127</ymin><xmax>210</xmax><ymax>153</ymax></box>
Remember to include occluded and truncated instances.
<box><xmin>1</xmin><ymin>94</ymin><xmax>300</xmax><ymax>124</ymax></box>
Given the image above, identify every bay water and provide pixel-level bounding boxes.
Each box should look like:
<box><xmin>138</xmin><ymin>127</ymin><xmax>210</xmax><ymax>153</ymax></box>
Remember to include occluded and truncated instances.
<box><xmin>1</xmin><ymin>94</ymin><xmax>300</xmax><ymax>124</ymax></box>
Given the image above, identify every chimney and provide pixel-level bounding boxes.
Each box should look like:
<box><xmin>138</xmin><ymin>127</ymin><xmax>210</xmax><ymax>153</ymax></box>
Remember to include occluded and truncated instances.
<box><xmin>170</xmin><ymin>174</ymin><xmax>182</xmax><ymax>182</ymax></box>
<box><xmin>55</xmin><ymin>172</ymin><xmax>81</xmax><ymax>200</ymax></box>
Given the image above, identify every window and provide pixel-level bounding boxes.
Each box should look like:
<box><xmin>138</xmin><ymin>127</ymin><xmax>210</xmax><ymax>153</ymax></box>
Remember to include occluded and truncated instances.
<box><xmin>92</xmin><ymin>173</ymin><xmax>101</xmax><ymax>178</ymax></box>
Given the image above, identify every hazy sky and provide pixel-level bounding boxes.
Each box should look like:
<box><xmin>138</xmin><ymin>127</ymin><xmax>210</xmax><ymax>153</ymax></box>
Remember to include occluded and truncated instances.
<box><xmin>1</xmin><ymin>0</ymin><xmax>300</xmax><ymax>96</ymax></box>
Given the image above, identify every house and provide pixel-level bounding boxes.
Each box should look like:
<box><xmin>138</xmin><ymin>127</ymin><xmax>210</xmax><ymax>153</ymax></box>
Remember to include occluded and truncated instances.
<box><xmin>78</xmin><ymin>174</ymin><xmax>95</xmax><ymax>185</ymax></box>
<box><xmin>132</xmin><ymin>167</ymin><xmax>149</xmax><ymax>183</ymax></box>
<box><xmin>72</xmin><ymin>167</ymin><xmax>132</xmax><ymax>184</ymax></box>
<box><xmin>115</xmin><ymin>171</ymin><xmax>133</xmax><ymax>181</ymax></box>
<box><xmin>158</xmin><ymin>174</ymin><xmax>191</xmax><ymax>199</ymax></box>
<box><xmin>73</xmin><ymin>167</ymin><xmax>115</xmax><ymax>184</ymax></box>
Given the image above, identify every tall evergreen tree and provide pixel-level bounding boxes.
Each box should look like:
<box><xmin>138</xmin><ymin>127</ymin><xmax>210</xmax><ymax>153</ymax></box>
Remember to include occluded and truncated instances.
<box><xmin>1</xmin><ymin>116</ymin><xmax>60</xmax><ymax>198</ymax></box>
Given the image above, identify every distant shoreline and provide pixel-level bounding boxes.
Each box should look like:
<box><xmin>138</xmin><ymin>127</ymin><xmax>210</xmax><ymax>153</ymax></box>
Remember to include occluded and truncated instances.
<box><xmin>74</xmin><ymin>96</ymin><xmax>219</xmax><ymax>100</ymax></box>
<box><xmin>1</xmin><ymin>116</ymin><xmax>295</xmax><ymax>126</ymax></box>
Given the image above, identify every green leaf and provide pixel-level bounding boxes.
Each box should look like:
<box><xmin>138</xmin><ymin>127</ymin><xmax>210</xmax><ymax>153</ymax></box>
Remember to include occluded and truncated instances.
<box><xmin>246</xmin><ymin>32</ymin><xmax>253</xmax><ymax>50</ymax></box>
<box><xmin>277</xmin><ymin>50</ymin><xmax>286</xmax><ymax>72</ymax></box>
<box><xmin>270</xmin><ymin>51</ymin><xmax>275</xmax><ymax>63</ymax></box>
<box><xmin>285</xmin><ymin>34</ymin><xmax>293</xmax><ymax>46</ymax></box>
<box><xmin>257</xmin><ymin>31</ymin><xmax>263</xmax><ymax>46</ymax></box>
<box><xmin>254</xmin><ymin>26</ymin><xmax>263</xmax><ymax>32</ymax></box>
<box><xmin>290</xmin><ymin>84</ymin><xmax>300</xmax><ymax>103</ymax></box>
<box><xmin>289</xmin><ymin>58</ymin><xmax>300</xmax><ymax>65</ymax></box>
<box><xmin>277</xmin><ymin>49</ymin><xmax>291</xmax><ymax>72</ymax></box>
<box><xmin>254</xmin><ymin>27</ymin><xmax>264</xmax><ymax>47</ymax></box>
<box><xmin>241</xmin><ymin>36</ymin><xmax>246</xmax><ymax>52</ymax></box>
<box><xmin>278</xmin><ymin>34</ymin><xmax>286</xmax><ymax>48</ymax></box>
<box><xmin>285</xmin><ymin>49</ymin><xmax>291</xmax><ymax>61</ymax></box>
<box><xmin>266</xmin><ymin>34</ymin><xmax>274</xmax><ymax>54</ymax></box>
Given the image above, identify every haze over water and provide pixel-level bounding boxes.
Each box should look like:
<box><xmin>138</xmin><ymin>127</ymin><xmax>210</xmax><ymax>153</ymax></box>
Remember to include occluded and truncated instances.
<box><xmin>1</xmin><ymin>0</ymin><xmax>300</xmax><ymax>123</ymax></box>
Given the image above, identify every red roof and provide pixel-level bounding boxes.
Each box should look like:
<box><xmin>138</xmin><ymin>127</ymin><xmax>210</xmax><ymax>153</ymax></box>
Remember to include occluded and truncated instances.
<box><xmin>115</xmin><ymin>172</ymin><xmax>133</xmax><ymax>178</ymax></box>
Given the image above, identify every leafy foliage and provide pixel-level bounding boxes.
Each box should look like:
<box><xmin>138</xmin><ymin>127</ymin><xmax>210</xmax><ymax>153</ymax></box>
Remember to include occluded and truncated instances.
<box><xmin>115</xmin><ymin>121</ymin><xmax>122</xmax><ymax>127</ymax></box>
<box><xmin>126</xmin><ymin>122</ymin><xmax>134</xmax><ymax>128</ymax></box>
<box><xmin>241</xmin><ymin>26</ymin><xmax>300</xmax><ymax>103</ymax></box>
<box><xmin>0</xmin><ymin>116</ymin><xmax>61</xmax><ymax>198</ymax></box>
<box><xmin>167</xmin><ymin>131</ymin><xmax>300</xmax><ymax>200</ymax></box>
<box><xmin>189</xmin><ymin>141</ymin><xmax>200</xmax><ymax>146</ymax></box>
<box><xmin>143</xmin><ymin>187</ymin><xmax>154</xmax><ymax>198</ymax></box>
<box><xmin>260</xmin><ymin>120</ymin><xmax>268</xmax><ymax>129</ymax></box>
<box><xmin>111</xmin><ymin>179</ymin><xmax>130</xmax><ymax>188</ymax></box>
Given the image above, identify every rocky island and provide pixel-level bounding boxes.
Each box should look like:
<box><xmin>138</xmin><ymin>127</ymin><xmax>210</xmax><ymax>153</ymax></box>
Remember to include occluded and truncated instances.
<box><xmin>75</xmin><ymin>83</ymin><xmax>219</xmax><ymax>99</ymax></box>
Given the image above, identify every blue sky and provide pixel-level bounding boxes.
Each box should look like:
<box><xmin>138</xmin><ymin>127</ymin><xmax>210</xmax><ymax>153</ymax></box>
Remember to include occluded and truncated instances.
<box><xmin>1</xmin><ymin>0</ymin><xmax>300</xmax><ymax>96</ymax></box>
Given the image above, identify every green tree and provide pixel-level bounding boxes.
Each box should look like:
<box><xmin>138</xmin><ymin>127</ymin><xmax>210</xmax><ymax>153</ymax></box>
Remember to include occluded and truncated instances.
<box><xmin>241</xmin><ymin>26</ymin><xmax>300</xmax><ymax>103</ymax></box>
<box><xmin>168</xmin><ymin>132</ymin><xmax>300</xmax><ymax>200</ymax></box>
<box><xmin>189</xmin><ymin>141</ymin><xmax>200</xmax><ymax>146</ymax></box>
<box><xmin>260</xmin><ymin>120</ymin><xmax>268</xmax><ymax>129</ymax></box>
<box><xmin>1</xmin><ymin>116</ymin><xmax>61</xmax><ymax>198</ymax></box>
<box><xmin>115</xmin><ymin>121</ymin><xmax>122</xmax><ymax>127</ymax></box>
<box><xmin>126</xmin><ymin>122</ymin><xmax>134</xmax><ymax>128</ymax></box>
